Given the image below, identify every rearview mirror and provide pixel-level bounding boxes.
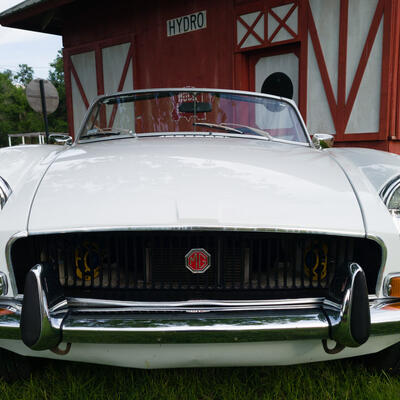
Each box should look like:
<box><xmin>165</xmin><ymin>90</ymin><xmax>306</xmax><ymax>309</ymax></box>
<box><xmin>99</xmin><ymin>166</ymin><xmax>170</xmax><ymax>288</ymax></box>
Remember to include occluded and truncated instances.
<box><xmin>178</xmin><ymin>102</ymin><xmax>212</xmax><ymax>113</ymax></box>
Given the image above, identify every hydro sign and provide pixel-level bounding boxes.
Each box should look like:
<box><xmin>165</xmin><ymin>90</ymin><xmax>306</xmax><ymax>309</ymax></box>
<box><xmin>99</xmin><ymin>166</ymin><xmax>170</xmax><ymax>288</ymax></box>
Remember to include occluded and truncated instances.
<box><xmin>167</xmin><ymin>11</ymin><xmax>207</xmax><ymax>37</ymax></box>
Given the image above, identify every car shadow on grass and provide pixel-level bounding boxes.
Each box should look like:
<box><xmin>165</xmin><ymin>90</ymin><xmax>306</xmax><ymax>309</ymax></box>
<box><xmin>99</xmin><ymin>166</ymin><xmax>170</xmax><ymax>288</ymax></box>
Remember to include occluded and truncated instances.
<box><xmin>0</xmin><ymin>357</ymin><xmax>399</xmax><ymax>400</ymax></box>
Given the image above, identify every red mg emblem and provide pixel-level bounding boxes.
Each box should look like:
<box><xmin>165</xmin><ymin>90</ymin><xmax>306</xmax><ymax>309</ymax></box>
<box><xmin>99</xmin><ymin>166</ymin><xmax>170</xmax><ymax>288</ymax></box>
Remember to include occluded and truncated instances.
<box><xmin>185</xmin><ymin>248</ymin><xmax>211</xmax><ymax>273</ymax></box>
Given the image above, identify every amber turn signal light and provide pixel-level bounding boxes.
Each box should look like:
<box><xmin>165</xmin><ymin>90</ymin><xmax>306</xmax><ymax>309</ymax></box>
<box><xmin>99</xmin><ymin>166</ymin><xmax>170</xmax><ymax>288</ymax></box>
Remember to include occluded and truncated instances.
<box><xmin>388</xmin><ymin>276</ymin><xmax>400</xmax><ymax>297</ymax></box>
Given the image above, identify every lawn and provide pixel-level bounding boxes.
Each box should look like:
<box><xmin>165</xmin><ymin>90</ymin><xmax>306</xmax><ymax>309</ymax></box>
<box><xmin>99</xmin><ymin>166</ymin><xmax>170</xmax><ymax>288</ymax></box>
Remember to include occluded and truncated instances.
<box><xmin>1</xmin><ymin>359</ymin><xmax>399</xmax><ymax>400</ymax></box>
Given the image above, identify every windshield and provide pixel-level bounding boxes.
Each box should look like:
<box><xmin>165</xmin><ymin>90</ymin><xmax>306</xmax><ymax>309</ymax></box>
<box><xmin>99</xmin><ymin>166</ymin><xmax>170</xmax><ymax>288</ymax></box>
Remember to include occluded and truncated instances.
<box><xmin>79</xmin><ymin>90</ymin><xmax>309</xmax><ymax>144</ymax></box>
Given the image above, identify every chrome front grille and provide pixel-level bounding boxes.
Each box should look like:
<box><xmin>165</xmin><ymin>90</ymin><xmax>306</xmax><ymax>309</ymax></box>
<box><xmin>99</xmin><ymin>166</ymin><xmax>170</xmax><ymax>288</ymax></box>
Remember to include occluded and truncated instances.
<box><xmin>11</xmin><ymin>231</ymin><xmax>382</xmax><ymax>301</ymax></box>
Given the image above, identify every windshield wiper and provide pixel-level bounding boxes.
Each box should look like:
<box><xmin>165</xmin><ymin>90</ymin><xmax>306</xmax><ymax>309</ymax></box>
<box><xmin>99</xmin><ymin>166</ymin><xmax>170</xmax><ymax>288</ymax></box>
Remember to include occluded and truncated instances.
<box><xmin>220</xmin><ymin>123</ymin><xmax>273</xmax><ymax>140</ymax></box>
<box><xmin>80</xmin><ymin>129</ymin><xmax>121</xmax><ymax>140</ymax></box>
<box><xmin>193</xmin><ymin>122</ymin><xmax>272</xmax><ymax>140</ymax></box>
<box><xmin>193</xmin><ymin>122</ymin><xmax>245</xmax><ymax>134</ymax></box>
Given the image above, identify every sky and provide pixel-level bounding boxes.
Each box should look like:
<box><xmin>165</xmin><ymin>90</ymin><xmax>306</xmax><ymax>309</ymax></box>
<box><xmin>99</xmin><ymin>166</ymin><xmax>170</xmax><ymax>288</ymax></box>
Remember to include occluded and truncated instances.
<box><xmin>0</xmin><ymin>0</ymin><xmax>62</xmax><ymax>79</ymax></box>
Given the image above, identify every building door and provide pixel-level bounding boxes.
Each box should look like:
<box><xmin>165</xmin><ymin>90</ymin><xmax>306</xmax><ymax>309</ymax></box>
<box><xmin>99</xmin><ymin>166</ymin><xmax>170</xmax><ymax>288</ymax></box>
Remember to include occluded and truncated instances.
<box><xmin>249</xmin><ymin>47</ymin><xmax>299</xmax><ymax>105</ymax></box>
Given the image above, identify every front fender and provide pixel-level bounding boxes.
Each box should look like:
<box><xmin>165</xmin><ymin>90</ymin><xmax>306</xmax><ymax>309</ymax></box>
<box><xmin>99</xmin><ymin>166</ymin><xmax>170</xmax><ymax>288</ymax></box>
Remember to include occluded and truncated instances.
<box><xmin>0</xmin><ymin>145</ymin><xmax>64</xmax><ymax>297</ymax></box>
<box><xmin>327</xmin><ymin>147</ymin><xmax>400</xmax><ymax>296</ymax></box>
<box><xmin>327</xmin><ymin>147</ymin><xmax>400</xmax><ymax>192</ymax></box>
<box><xmin>0</xmin><ymin>145</ymin><xmax>62</xmax><ymax>190</ymax></box>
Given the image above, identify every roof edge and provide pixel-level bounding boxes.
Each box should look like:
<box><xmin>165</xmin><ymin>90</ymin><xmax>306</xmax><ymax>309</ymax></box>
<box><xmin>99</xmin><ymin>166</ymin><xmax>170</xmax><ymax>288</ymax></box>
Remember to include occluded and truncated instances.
<box><xmin>0</xmin><ymin>0</ymin><xmax>75</xmax><ymax>27</ymax></box>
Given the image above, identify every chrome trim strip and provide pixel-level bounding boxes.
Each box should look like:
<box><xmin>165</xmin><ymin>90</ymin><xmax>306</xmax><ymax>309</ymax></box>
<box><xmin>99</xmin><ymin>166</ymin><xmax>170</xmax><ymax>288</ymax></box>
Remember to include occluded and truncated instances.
<box><xmin>26</xmin><ymin>225</ymin><xmax>365</xmax><ymax>238</ymax></box>
<box><xmin>67</xmin><ymin>297</ymin><xmax>325</xmax><ymax>309</ymax></box>
<box><xmin>135</xmin><ymin>132</ymin><xmax>311</xmax><ymax>147</ymax></box>
<box><xmin>80</xmin><ymin>132</ymin><xmax>268</xmax><ymax>143</ymax></box>
<box><xmin>49</xmin><ymin>299</ymin><xmax>69</xmax><ymax>314</ymax></box>
<box><xmin>368</xmin><ymin>235</ymin><xmax>388</xmax><ymax>296</ymax></box>
<box><xmin>322</xmin><ymin>298</ymin><xmax>342</xmax><ymax>311</ymax></box>
<box><xmin>70</xmin><ymin>295</ymin><xmax>368</xmax><ymax>307</ymax></box>
<box><xmin>79</xmin><ymin>132</ymin><xmax>311</xmax><ymax>147</ymax></box>
<box><xmin>5</xmin><ymin>231</ymin><xmax>27</xmax><ymax>296</ymax></box>
<box><xmin>72</xmin><ymin>305</ymin><xmax>321</xmax><ymax>314</ymax></box>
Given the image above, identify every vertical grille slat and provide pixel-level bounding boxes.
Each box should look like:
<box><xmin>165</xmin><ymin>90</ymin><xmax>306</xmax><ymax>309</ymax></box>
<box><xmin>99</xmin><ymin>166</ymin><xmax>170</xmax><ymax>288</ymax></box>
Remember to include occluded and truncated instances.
<box><xmin>275</xmin><ymin>240</ymin><xmax>280</xmax><ymax>289</ymax></box>
<box><xmin>132</xmin><ymin>235</ymin><xmax>137</xmax><ymax>289</ymax></box>
<box><xmin>62</xmin><ymin>237</ymin><xmax>68</xmax><ymax>287</ymax></box>
<box><xmin>291</xmin><ymin>239</ymin><xmax>296</xmax><ymax>288</ymax></box>
<box><xmin>306</xmin><ymin>239</ymin><xmax>311</xmax><ymax>289</ymax></box>
<box><xmin>123</xmin><ymin>234</ymin><xmax>129</xmax><ymax>289</ymax></box>
<box><xmin>73</xmin><ymin>235</ymin><xmax>78</xmax><ymax>288</ymax></box>
<box><xmin>90</xmin><ymin>235</ymin><xmax>95</xmax><ymax>289</ymax></box>
<box><xmin>107</xmin><ymin>236</ymin><xmax>111</xmax><ymax>289</ymax></box>
<box><xmin>283</xmin><ymin>240</ymin><xmax>288</xmax><ymax>289</ymax></box>
<box><xmin>317</xmin><ymin>239</ymin><xmax>322</xmax><ymax>289</ymax></box>
<box><xmin>115</xmin><ymin>234</ymin><xmax>120</xmax><ymax>289</ymax></box>
<box><xmin>218</xmin><ymin>238</ymin><xmax>223</xmax><ymax>288</ymax></box>
<box><xmin>257</xmin><ymin>242</ymin><xmax>262</xmax><ymax>290</ymax></box>
<box><xmin>266</xmin><ymin>239</ymin><xmax>271</xmax><ymax>289</ymax></box>
<box><xmin>142</xmin><ymin>239</ymin><xmax>148</xmax><ymax>289</ymax></box>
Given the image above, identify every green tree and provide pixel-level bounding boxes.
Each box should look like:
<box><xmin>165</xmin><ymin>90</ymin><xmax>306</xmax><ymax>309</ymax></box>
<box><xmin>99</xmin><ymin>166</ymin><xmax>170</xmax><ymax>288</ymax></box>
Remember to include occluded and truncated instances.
<box><xmin>0</xmin><ymin>52</ymin><xmax>68</xmax><ymax>147</ymax></box>
<box><xmin>48</xmin><ymin>50</ymin><xmax>64</xmax><ymax>88</ymax></box>
<box><xmin>13</xmin><ymin>64</ymin><xmax>34</xmax><ymax>86</ymax></box>
<box><xmin>0</xmin><ymin>71</ymin><xmax>42</xmax><ymax>146</ymax></box>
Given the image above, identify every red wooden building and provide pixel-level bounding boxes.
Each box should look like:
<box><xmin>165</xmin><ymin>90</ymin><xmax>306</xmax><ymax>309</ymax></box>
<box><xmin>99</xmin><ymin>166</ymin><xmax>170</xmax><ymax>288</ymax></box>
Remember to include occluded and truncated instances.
<box><xmin>1</xmin><ymin>0</ymin><xmax>400</xmax><ymax>152</ymax></box>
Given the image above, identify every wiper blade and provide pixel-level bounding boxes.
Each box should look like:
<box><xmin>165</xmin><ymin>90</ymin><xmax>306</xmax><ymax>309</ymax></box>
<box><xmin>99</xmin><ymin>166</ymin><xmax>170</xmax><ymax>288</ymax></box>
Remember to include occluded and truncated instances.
<box><xmin>220</xmin><ymin>123</ymin><xmax>273</xmax><ymax>140</ymax></box>
<box><xmin>193</xmin><ymin>122</ymin><xmax>272</xmax><ymax>140</ymax></box>
<box><xmin>80</xmin><ymin>132</ymin><xmax>121</xmax><ymax>139</ymax></box>
<box><xmin>80</xmin><ymin>129</ymin><xmax>121</xmax><ymax>140</ymax></box>
<box><xmin>193</xmin><ymin>122</ymin><xmax>243</xmax><ymax>134</ymax></box>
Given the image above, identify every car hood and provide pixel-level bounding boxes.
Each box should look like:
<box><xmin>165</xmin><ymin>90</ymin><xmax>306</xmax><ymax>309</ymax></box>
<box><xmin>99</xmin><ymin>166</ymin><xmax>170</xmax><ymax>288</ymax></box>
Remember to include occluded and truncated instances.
<box><xmin>28</xmin><ymin>137</ymin><xmax>365</xmax><ymax>235</ymax></box>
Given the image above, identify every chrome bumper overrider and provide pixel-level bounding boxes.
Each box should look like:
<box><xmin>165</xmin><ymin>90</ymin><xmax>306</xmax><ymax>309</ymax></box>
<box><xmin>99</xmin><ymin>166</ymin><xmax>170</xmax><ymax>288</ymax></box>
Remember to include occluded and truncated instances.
<box><xmin>0</xmin><ymin>262</ymin><xmax>399</xmax><ymax>352</ymax></box>
<box><xmin>0</xmin><ymin>299</ymin><xmax>400</xmax><ymax>345</ymax></box>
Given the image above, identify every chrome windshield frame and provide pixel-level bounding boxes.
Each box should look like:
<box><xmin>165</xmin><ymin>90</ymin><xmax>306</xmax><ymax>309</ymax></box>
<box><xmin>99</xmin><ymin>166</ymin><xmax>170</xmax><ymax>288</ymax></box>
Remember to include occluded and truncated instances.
<box><xmin>76</xmin><ymin>88</ymin><xmax>313</xmax><ymax>147</ymax></box>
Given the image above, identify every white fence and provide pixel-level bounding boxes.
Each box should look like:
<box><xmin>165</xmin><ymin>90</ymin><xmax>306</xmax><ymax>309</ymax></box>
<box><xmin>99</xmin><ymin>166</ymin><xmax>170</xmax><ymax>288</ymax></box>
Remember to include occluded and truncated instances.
<box><xmin>7</xmin><ymin>132</ymin><xmax>67</xmax><ymax>146</ymax></box>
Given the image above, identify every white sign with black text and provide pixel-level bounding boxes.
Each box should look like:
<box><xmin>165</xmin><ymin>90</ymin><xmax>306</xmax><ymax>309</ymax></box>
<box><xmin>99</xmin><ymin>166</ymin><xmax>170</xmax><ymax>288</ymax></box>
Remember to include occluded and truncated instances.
<box><xmin>167</xmin><ymin>11</ymin><xmax>207</xmax><ymax>37</ymax></box>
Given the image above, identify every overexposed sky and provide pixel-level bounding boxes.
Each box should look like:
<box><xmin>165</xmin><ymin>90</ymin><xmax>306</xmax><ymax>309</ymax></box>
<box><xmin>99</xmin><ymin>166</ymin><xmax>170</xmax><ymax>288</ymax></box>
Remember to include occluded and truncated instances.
<box><xmin>0</xmin><ymin>0</ymin><xmax>62</xmax><ymax>79</ymax></box>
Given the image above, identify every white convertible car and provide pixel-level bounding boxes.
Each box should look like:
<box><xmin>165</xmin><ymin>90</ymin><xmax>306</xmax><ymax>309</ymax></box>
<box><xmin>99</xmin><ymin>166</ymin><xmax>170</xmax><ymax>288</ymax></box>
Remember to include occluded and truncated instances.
<box><xmin>1</xmin><ymin>88</ymin><xmax>400</xmax><ymax>373</ymax></box>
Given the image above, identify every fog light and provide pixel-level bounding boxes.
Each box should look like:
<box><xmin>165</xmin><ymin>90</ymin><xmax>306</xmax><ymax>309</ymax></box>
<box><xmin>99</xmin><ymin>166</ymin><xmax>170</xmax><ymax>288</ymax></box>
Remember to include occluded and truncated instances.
<box><xmin>385</xmin><ymin>275</ymin><xmax>400</xmax><ymax>297</ymax></box>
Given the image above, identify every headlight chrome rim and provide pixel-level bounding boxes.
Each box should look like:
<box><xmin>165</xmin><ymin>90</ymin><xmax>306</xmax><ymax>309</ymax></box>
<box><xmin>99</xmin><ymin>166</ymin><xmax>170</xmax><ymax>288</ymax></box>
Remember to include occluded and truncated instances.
<box><xmin>0</xmin><ymin>177</ymin><xmax>12</xmax><ymax>210</ymax></box>
<box><xmin>380</xmin><ymin>177</ymin><xmax>400</xmax><ymax>212</ymax></box>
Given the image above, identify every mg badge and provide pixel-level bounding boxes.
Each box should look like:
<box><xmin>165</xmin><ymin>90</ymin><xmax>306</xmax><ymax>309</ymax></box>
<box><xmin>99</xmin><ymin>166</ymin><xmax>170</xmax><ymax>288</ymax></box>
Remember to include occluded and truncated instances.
<box><xmin>185</xmin><ymin>248</ymin><xmax>211</xmax><ymax>273</ymax></box>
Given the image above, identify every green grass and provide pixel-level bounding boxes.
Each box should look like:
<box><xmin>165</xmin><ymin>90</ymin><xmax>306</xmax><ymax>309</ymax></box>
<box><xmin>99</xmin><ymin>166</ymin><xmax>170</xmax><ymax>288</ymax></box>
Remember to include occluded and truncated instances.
<box><xmin>1</xmin><ymin>359</ymin><xmax>400</xmax><ymax>400</ymax></box>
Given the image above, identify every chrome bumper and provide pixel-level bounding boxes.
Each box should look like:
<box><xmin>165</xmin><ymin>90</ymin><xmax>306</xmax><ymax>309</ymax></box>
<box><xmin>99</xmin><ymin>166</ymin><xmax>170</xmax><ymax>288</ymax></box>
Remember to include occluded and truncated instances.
<box><xmin>1</xmin><ymin>262</ymin><xmax>398</xmax><ymax>351</ymax></box>
<box><xmin>0</xmin><ymin>299</ymin><xmax>400</xmax><ymax>345</ymax></box>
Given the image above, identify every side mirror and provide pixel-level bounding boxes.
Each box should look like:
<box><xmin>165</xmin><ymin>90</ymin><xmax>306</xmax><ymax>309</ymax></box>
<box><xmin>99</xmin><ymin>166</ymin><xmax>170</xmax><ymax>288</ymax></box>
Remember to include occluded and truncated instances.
<box><xmin>48</xmin><ymin>134</ymin><xmax>73</xmax><ymax>146</ymax></box>
<box><xmin>312</xmin><ymin>133</ymin><xmax>334</xmax><ymax>149</ymax></box>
